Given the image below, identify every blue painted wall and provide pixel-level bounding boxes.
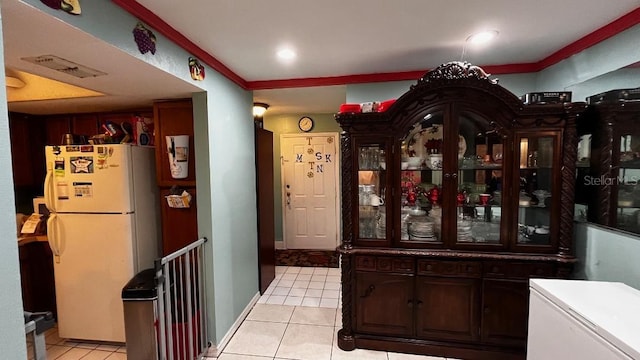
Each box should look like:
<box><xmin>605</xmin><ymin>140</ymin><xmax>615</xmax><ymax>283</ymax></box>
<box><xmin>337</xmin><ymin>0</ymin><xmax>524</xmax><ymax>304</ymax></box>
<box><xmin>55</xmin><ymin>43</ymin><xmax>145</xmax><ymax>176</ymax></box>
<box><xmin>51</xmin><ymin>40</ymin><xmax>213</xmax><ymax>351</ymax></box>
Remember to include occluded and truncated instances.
<box><xmin>8</xmin><ymin>0</ymin><xmax>258</xmax><ymax>351</ymax></box>
<box><xmin>574</xmin><ymin>223</ymin><xmax>640</xmax><ymax>290</ymax></box>
<box><xmin>0</xmin><ymin>5</ymin><xmax>27</xmax><ymax>358</ymax></box>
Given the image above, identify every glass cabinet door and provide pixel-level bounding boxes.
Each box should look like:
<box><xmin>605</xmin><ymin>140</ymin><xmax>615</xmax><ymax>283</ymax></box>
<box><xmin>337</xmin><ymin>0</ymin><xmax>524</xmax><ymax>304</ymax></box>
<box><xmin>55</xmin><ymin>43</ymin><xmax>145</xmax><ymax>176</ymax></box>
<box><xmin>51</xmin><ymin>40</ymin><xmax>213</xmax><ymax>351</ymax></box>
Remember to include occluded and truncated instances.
<box><xmin>357</xmin><ymin>143</ymin><xmax>388</xmax><ymax>241</ymax></box>
<box><xmin>574</xmin><ymin>132</ymin><xmax>592</xmax><ymax>222</ymax></box>
<box><xmin>614</xmin><ymin>133</ymin><xmax>640</xmax><ymax>234</ymax></box>
<box><xmin>516</xmin><ymin>134</ymin><xmax>558</xmax><ymax>246</ymax></box>
<box><xmin>398</xmin><ymin>111</ymin><xmax>445</xmax><ymax>245</ymax></box>
<box><xmin>455</xmin><ymin>113</ymin><xmax>504</xmax><ymax>245</ymax></box>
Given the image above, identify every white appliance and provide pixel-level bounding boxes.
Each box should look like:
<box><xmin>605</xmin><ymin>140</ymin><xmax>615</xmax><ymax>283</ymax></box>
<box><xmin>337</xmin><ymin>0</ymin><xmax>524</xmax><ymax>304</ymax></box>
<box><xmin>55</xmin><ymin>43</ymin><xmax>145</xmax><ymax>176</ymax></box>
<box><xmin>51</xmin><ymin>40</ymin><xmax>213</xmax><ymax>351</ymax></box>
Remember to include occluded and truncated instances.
<box><xmin>528</xmin><ymin>279</ymin><xmax>640</xmax><ymax>360</ymax></box>
<box><xmin>44</xmin><ymin>144</ymin><xmax>159</xmax><ymax>342</ymax></box>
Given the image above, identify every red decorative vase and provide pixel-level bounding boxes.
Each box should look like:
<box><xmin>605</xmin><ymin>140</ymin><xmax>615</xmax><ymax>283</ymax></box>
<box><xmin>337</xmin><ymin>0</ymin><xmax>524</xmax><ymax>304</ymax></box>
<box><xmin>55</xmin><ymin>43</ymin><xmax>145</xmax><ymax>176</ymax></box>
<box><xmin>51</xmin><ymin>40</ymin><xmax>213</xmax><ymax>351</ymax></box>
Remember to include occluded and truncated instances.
<box><xmin>406</xmin><ymin>192</ymin><xmax>417</xmax><ymax>205</ymax></box>
<box><xmin>428</xmin><ymin>186</ymin><xmax>440</xmax><ymax>205</ymax></box>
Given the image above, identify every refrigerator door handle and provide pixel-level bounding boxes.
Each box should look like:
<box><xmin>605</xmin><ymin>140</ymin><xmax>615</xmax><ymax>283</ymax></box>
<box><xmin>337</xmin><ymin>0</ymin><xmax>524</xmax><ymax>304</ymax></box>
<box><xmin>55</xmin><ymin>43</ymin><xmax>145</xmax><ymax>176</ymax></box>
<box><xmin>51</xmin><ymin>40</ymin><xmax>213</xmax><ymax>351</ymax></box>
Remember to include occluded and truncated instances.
<box><xmin>47</xmin><ymin>214</ymin><xmax>61</xmax><ymax>261</ymax></box>
<box><xmin>44</xmin><ymin>168</ymin><xmax>56</xmax><ymax>212</ymax></box>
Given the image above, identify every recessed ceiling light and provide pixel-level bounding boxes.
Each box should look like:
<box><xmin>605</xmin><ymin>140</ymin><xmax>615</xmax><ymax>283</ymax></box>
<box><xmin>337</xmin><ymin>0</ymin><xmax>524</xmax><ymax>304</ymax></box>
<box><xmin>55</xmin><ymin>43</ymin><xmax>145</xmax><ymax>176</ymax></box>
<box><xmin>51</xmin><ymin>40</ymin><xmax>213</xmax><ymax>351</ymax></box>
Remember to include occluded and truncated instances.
<box><xmin>466</xmin><ymin>30</ymin><xmax>499</xmax><ymax>45</ymax></box>
<box><xmin>277</xmin><ymin>48</ymin><xmax>296</xmax><ymax>62</ymax></box>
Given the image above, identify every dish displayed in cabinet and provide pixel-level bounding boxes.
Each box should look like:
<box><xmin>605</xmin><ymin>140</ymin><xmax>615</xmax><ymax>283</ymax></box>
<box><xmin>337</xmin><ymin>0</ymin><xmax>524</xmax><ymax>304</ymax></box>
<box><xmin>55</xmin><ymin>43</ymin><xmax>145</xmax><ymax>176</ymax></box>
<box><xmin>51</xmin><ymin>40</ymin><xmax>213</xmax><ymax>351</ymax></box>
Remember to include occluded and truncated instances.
<box><xmin>403</xmin><ymin>124</ymin><xmax>467</xmax><ymax>168</ymax></box>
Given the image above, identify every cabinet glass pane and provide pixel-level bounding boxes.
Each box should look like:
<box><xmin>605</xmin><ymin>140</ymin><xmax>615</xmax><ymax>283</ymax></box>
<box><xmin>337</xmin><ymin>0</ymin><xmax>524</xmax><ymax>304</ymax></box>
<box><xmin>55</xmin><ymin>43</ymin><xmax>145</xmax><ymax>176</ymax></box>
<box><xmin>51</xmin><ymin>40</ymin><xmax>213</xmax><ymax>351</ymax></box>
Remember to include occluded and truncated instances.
<box><xmin>358</xmin><ymin>144</ymin><xmax>386</xmax><ymax>239</ymax></box>
<box><xmin>517</xmin><ymin>136</ymin><xmax>553</xmax><ymax>245</ymax></box>
<box><xmin>616</xmin><ymin>134</ymin><xmax>640</xmax><ymax>233</ymax></box>
<box><xmin>399</xmin><ymin>111</ymin><xmax>444</xmax><ymax>243</ymax></box>
<box><xmin>574</xmin><ymin>134</ymin><xmax>591</xmax><ymax>222</ymax></box>
<box><xmin>456</xmin><ymin>114</ymin><xmax>503</xmax><ymax>244</ymax></box>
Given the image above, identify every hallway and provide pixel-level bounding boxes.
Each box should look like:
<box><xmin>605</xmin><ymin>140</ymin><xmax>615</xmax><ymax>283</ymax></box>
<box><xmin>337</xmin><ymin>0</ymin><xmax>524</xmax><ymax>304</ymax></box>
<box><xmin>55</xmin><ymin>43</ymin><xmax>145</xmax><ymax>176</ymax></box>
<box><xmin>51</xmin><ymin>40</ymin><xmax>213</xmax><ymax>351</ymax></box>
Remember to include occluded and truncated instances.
<box><xmin>213</xmin><ymin>266</ymin><xmax>456</xmax><ymax>360</ymax></box>
<box><xmin>27</xmin><ymin>266</ymin><xmax>457</xmax><ymax>360</ymax></box>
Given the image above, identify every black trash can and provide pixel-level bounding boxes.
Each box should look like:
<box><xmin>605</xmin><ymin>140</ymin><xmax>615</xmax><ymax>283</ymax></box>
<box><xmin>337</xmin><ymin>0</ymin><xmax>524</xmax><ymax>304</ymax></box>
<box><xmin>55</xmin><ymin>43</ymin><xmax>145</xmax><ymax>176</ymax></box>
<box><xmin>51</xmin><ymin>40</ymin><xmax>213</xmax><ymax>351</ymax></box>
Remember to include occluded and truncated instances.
<box><xmin>122</xmin><ymin>268</ymin><xmax>158</xmax><ymax>360</ymax></box>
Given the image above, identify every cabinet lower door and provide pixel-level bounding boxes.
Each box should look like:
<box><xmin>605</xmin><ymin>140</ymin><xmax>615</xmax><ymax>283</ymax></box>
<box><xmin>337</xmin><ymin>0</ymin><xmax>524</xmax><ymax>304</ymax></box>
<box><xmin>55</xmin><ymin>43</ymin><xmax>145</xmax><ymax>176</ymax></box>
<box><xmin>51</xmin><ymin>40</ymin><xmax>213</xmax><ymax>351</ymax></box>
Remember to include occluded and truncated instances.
<box><xmin>415</xmin><ymin>276</ymin><xmax>479</xmax><ymax>342</ymax></box>
<box><xmin>480</xmin><ymin>279</ymin><xmax>528</xmax><ymax>346</ymax></box>
<box><xmin>355</xmin><ymin>272</ymin><xmax>414</xmax><ymax>336</ymax></box>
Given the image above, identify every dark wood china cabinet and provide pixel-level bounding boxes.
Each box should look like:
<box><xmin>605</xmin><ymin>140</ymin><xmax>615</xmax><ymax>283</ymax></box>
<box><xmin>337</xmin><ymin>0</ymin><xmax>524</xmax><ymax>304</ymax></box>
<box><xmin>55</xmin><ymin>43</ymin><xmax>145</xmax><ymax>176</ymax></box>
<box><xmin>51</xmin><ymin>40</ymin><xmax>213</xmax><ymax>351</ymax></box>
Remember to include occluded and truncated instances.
<box><xmin>335</xmin><ymin>62</ymin><xmax>584</xmax><ymax>360</ymax></box>
<box><xmin>579</xmin><ymin>101</ymin><xmax>640</xmax><ymax>234</ymax></box>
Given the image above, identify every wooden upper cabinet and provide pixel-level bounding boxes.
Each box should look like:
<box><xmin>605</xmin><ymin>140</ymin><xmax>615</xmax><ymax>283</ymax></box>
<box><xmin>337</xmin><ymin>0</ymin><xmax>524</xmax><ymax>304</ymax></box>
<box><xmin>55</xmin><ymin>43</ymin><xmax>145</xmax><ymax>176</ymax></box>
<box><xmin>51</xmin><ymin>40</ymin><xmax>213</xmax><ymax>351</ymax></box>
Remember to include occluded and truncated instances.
<box><xmin>153</xmin><ymin>100</ymin><xmax>196</xmax><ymax>187</ymax></box>
<box><xmin>45</xmin><ymin>116</ymin><xmax>71</xmax><ymax>146</ymax></box>
<box><xmin>9</xmin><ymin>113</ymin><xmax>46</xmax><ymax>187</ymax></box>
<box><xmin>71</xmin><ymin>114</ymin><xmax>99</xmax><ymax>138</ymax></box>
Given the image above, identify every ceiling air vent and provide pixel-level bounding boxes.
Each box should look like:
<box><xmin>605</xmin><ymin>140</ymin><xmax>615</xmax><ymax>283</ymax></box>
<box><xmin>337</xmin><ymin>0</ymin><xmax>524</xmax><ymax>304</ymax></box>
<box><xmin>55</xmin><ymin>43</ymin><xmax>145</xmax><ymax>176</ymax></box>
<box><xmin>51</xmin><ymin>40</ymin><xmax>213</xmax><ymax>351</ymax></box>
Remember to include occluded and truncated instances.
<box><xmin>21</xmin><ymin>55</ymin><xmax>107</xmax><ymax>78</ymax></box>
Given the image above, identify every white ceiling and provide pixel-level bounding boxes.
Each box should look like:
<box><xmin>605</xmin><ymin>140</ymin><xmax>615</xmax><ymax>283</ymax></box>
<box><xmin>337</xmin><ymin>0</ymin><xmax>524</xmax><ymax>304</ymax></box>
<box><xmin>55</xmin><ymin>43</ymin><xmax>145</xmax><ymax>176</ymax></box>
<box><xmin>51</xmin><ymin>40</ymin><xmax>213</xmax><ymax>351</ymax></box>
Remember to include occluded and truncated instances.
<box><xmin>1</xmin><ymin>0</ymin><xmax>200</xmax><ymax>115</ymax></box>
<box><xmin>2</xmin><ymin>0</ymin><xmax>640</xmax><ymax>115</ymax></box>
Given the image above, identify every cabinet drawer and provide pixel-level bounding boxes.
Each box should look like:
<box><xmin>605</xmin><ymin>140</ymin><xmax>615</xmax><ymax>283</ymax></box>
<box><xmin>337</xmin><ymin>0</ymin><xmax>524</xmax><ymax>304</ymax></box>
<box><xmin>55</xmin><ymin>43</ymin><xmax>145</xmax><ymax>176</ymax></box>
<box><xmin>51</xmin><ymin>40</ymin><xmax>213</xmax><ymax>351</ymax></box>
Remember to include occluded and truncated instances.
<box><xmin>417</xmin><ymin>260</ymin><xmax>481</xmax><ymax>278</ymax></box>
<box><xmin>484</xmin><ymin>262</ymin><xmax>555</xmax><ymax>279</ymax></box>
<box><xmin>355</xmin><ymin>256</ymin><xmax>414</xmax><ymax>273</ymax></box>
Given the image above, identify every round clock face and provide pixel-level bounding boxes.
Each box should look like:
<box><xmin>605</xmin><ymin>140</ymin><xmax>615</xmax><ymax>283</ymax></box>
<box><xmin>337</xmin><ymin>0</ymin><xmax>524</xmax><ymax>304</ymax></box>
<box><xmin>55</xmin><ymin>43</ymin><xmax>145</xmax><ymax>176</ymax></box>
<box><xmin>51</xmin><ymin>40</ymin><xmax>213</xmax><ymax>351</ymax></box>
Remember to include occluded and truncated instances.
<box><xmin>298</xmin><ymin>116</ymin><xmax>314</xmax><ymax>132</ymax></box>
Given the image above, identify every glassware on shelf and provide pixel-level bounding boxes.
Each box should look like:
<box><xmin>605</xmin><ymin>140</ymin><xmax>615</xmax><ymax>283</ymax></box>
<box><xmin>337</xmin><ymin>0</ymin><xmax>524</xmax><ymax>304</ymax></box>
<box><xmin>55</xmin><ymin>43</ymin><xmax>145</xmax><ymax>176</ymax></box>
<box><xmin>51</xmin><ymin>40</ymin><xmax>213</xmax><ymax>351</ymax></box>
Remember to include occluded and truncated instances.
<box><xmin>527</xmin><ymin>151</ymin><xmax>538</xmax><ymax>168</ymax></box>
<box><xmin>478</xmin><ymin>194</ymin><xmax>491</xmax><ymax>205</ymax></box>
<box><xmin>429</xmin><ymin>154</ymin><xmax>443</xmax><ymax>169</ymax></box>
<box><xmin>359</xmin><ymin>147</ymin><xmax>382</xmax><ymax>170</ymax></box>
<box><xmin>358</xmin><ymin>184</ymin><xmax>377</xmax><ymax>205</ymax></box>
<box><xmin>518</xmin><ymin>224</ymin><xmax>533</xmax><ymax>243</ymax></box>
<box><xmin>532</xmin><ymin>190</ymin><xmax>551</xmax><ymax>207</ymax></box>
<box><xmin>519</xmin><ymin>191</ymin><xmax>532</xmax><ymax>207</ymax></box>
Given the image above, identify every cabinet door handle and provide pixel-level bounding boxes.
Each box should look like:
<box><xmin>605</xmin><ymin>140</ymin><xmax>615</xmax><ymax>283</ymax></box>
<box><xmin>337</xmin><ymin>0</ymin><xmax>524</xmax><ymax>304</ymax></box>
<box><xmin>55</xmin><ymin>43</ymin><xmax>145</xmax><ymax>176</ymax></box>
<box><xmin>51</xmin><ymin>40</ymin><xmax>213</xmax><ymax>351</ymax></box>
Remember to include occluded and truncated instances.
<box><xmin>407</xmin><ymin>299</ymin><xmax>414</xmax><ymax>308</ymax></box>
<box><xmin>484</xmin><ymin>307</ymin><xmax>491</xmax><ymax>314</ymax></box>
<box><xmin>451</xmin><ymin>173</ymin><xmax>457</xmax><ymax>179</ymax></box>
<box><xmin>444</xmin><ymin>173</ymin><xmax>451</xmax><ymax>179</ymax></box>
<box><xmin>360</xmin><ymin>285</ymin><xmax>375</xmax><ymax>298</ymax></box>
<box><xmin>416</xmin><ymin>300</ymin><xmax>423</xmax><ymax>308</ymax></box>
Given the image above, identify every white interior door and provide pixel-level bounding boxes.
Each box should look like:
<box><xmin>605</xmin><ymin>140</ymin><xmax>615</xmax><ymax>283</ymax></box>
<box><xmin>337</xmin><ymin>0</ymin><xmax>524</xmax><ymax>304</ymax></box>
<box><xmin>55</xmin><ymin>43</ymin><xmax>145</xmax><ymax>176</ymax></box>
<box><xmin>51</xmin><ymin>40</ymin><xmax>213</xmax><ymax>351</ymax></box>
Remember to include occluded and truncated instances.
<box><xmin>282</xmin><ymin>134</ymin><xmax>339</xmax><ymax>250</ymax></box>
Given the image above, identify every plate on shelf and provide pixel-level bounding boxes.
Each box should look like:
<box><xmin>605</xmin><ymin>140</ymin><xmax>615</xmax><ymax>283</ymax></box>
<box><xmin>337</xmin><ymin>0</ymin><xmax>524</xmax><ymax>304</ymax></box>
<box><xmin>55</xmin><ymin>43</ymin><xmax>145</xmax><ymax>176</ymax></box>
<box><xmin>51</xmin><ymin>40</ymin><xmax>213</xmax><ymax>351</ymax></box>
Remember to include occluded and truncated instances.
<box><xmin>404</xmin><ymin>124</ymin><xmax>467</xmax><ymax>159</ymax></box>
<box><xmin>458</xmin><ymin>135</ymin><xmax>467</xmax><ymax>158</ymax></box>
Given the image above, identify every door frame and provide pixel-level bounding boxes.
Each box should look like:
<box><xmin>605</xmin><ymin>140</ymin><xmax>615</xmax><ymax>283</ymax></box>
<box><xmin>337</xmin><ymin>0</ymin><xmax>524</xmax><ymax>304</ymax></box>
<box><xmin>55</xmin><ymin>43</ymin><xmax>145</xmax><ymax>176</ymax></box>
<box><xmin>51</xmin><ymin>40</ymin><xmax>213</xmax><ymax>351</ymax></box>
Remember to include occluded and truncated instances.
<box><xmin>280</xmin><ymin>132</ymin><xmax>341</xmax><ymax>250</ymax></box>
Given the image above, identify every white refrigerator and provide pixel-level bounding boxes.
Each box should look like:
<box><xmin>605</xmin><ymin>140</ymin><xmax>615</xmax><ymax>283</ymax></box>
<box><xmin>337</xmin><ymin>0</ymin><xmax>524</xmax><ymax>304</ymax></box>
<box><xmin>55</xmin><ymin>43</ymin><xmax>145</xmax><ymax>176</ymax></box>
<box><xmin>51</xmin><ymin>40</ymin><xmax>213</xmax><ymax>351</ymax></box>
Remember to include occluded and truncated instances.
<box><xmin>528</xmin><ymin>279</ymin><xmax>640</xmax><ymax>360</ymax></box>
<box><xmin>44</xmin><ymin>144</ymin><xmax>160</xmax><ymax>342</ymax></box>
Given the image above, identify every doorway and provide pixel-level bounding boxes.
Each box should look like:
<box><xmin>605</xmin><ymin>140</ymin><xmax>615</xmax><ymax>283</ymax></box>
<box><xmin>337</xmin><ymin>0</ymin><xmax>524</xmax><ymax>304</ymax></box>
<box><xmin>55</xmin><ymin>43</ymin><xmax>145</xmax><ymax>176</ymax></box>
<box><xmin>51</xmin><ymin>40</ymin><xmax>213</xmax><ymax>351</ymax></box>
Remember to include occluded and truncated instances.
<box><xmin>281</xmin><ymin>133</ymin><xmax>340</xmax><ymax>250</ymax></box>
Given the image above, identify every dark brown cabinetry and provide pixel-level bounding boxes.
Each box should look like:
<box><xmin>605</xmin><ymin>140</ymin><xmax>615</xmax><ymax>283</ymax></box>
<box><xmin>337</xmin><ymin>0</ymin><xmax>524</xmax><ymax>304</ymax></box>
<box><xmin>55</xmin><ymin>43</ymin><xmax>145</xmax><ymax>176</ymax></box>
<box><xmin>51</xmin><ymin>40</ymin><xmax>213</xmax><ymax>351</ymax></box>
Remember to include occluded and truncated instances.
<box><xmin>480</xmin><ymin>279</ymin><xmax>529</xmax><ymax>346</ymax></box>
<box><xmin>71</xmin><ymin>114</ymin><xmax>100</xmax><ymax>138</ymax></box>
<box><xmin>336</xmin><ymin>62</ymin><xmax>583</xmax><ymax>359</ymax></box>
<box><xmin>153</xmin><ymin>100</ymin><xmax>198</xmax><ymax>255</ymax></box>
<box><xmin>578</xmin><ymin>102</ymin><xmax>640</xmax><ymax>234</ymax></box>
<box><xmin>355</xmin><ymin>269</ymin><xmax>414</xmax><ymax>336</ymax></box>
<box><xmin>45</xmin><ymin>115</ymin><xmax>72</xmax><ymax>146</ymax></box>
<box><xmin>154</xmin><ymin>100</ymin><xmax>196</xmax><ymax>187</ymax></box>
<box><xmin>19</xmin><ymin>241</ymin><xmax>57</xmax><ymax>317</ymax></box>
<box><xmin>159</xmin><ymin>186</ymin><xmax>198</xmax><ymax>255</ymax></box>
<box><xmin>416</xmin><ymin>270</ymin><xmax>480</xmax><ymax>342</ymax></box>
<box><xmin>9</xmin><ymin>113</ymin><xmax>46</xmax><ymax>188</ymax></box>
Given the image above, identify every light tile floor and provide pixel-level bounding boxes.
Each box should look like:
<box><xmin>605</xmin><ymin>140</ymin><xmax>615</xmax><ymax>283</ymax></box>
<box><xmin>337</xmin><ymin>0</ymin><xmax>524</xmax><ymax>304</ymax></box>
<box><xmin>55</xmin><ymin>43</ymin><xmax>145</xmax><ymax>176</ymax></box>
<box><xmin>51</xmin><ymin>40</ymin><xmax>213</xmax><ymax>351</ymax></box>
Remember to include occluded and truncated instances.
<box><xmin>25</xmin><ymin>266</ymin><xmax>455</xmax><ymax>360</ymax></box>
<box><xmin>216</xmin><ymin>303</ymin><xmax>454</xmax><ymax>360</ymax></box>
<box><xmin>213</xmin><ymin>266</ymin><xmax>455</xmax><ymax>360</ymax></box>
<box><xmin>25</xmin><ymin>325</ymin><xmax>126</xmax><ymax>360</ymax></box>
<box><xmin>257</xmin><ymin>266</ymin><xmax>342</xmax><ymax>308</ymax></box>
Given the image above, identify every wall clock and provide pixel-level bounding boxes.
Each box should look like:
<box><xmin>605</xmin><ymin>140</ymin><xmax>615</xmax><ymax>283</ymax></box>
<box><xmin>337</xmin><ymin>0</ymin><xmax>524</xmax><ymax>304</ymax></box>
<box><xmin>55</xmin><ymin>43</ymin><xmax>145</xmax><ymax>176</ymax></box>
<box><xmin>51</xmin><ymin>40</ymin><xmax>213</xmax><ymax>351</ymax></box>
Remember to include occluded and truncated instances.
<box><xmin>298</xmin><ymin>116</ymin><xmax>314</xmax><ymax>132</ymax></box>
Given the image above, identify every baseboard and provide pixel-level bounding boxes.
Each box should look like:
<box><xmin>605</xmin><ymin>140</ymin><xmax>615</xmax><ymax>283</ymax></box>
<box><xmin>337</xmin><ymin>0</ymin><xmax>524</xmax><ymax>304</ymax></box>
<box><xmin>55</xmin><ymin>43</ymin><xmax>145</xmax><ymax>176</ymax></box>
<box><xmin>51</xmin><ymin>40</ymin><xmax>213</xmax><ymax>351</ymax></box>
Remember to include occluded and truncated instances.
<box><xmin>275</xmin><ymin>241</ymin><xmax>286</xmax><ymax>250</ymax></box>
<box><xmin>204</xmin><ymin>292</ymin><xmax>261</xmax><ymax>358</ymax></box>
